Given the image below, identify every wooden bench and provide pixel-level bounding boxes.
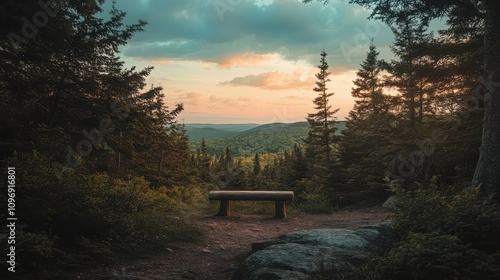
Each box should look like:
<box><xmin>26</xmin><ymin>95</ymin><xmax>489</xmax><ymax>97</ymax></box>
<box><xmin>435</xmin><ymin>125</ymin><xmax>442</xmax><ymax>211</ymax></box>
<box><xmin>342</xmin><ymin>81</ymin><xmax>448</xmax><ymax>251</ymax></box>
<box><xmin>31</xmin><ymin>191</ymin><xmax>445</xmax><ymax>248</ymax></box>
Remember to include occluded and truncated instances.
<box><xmin>208</xmin><ymin>190</ymin><xmax>294</xmax><ymax>219</ymax></box>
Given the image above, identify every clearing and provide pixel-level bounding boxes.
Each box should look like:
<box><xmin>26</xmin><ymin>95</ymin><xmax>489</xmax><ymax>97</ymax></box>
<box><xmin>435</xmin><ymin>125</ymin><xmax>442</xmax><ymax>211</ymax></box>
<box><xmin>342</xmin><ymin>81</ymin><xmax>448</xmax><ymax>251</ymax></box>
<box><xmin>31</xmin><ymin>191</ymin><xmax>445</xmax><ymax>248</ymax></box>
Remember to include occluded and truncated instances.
<box><xmin>73</xmin><ymin>207</ymin><xmax>389</xmax><ymax>279</ymax></box>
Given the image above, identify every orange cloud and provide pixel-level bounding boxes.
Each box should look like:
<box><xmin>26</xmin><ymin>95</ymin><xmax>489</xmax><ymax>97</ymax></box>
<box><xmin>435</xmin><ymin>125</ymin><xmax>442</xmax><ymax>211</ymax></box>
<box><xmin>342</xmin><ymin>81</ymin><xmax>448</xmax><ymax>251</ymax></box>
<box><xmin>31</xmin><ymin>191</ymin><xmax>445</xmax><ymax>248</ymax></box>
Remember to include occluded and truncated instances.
<box><xmin>176</xmin><ymin>92</ymin><xmax>203</xmax><ymax>105</ymax></box>
<box><xmin>205</xmin><ymin>95</ymin><xmax>253</xmax><ymax>108</ymax></box>
<box><xmin>219</xmin><ymin>69</ymin><xmax>317</xmax><ymax>90</ymax></box>
<box><xmin>218</xmin><ymin>53</ymin><xmax>275</xmax><ymax>67</ymax></box>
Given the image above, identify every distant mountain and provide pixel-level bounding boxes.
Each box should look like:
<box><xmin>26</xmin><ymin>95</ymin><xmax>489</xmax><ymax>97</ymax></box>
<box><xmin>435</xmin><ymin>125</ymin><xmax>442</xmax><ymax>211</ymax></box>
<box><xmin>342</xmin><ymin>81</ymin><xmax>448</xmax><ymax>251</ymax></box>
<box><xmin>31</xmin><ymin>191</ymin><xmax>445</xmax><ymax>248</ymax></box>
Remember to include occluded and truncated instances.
<box><xmin>189</xmin><ymin>121</ymin><xmax>346</xmax><ymax>156</ymax></box>
<box><xmin>242</xmin><ymin>122</ymin><xmax>292</xmax><ymax>134</ymax></box>
<box><xmin>185</xmin><ymin>123</ymin><xmax>260</xmax><ymax>132</ymax></box>
<box><xmin>286</xmin><ymin>121</ymin><xmax>309</xmax><ymax>128</ymax></box>
<box><xmin>185</xmin><ymin>127</ymin><xmax>240</xmax><ymax>142</ymax></box>
<box><xmin>184</xmin><ymin>123</ymin><xmax>261</xmax><ymax>142</ymax></box>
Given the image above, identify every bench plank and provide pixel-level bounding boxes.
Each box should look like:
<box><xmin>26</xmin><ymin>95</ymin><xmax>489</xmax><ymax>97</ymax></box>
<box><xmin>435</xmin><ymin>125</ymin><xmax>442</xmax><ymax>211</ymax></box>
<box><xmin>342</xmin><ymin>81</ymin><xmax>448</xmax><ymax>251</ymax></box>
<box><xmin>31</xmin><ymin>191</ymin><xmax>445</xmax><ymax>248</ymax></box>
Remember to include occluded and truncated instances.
<box><xmin>209</xmin><ymin>190</ymin><xmax>294</xmax><ymax>201</ymax></box>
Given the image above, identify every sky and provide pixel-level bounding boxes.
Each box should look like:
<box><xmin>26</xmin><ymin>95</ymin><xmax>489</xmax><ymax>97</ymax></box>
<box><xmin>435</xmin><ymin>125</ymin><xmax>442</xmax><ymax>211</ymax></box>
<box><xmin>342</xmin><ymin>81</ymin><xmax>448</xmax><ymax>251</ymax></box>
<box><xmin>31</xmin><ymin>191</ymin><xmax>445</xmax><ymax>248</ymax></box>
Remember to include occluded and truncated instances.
<box><xmin>102</xmin><ymin>0</ymin><xmax>399</xmax><ymax>124</ymax></box>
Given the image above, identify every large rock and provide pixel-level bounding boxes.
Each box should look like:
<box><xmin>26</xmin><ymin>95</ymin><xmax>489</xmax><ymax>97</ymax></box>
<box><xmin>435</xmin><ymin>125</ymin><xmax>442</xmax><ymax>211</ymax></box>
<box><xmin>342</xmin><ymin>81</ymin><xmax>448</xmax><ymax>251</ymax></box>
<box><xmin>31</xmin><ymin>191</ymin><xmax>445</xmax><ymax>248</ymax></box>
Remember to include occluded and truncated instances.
<box><xmin>232</xmin><ymin>223</ymin><xmax>394</xmax><ymax>280</ymax></box>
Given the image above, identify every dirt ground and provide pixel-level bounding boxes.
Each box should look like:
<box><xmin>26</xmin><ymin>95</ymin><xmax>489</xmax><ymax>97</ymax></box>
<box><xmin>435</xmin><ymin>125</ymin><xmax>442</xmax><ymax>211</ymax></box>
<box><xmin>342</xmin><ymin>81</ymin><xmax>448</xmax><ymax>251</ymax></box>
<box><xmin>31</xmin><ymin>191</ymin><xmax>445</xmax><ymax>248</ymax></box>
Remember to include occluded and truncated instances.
<box><xmin>74</xmin><ymin>207</ymin><xmax>390</xmax><ymax>280</ymax></box>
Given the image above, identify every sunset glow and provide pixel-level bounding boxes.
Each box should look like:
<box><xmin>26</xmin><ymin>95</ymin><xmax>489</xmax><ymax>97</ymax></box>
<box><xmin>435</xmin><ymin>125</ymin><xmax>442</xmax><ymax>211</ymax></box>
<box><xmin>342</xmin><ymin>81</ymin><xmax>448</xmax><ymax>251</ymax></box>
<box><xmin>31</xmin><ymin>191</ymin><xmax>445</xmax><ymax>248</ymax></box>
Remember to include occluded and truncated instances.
<box><xmin>108</xmin><ymin>0</ymin><xmax>398</xmax><ymax>123</ymax></box>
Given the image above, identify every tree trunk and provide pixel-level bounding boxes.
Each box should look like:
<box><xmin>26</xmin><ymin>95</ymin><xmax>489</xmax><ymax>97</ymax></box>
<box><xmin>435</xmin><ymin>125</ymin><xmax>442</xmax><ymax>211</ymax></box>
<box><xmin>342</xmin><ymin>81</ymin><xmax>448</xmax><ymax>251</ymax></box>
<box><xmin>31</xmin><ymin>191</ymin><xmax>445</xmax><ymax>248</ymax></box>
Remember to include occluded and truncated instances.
<box><xmin>472</xmin><ymin>0</ymin><xmax>500</xmax><ymax>194</ymax></box>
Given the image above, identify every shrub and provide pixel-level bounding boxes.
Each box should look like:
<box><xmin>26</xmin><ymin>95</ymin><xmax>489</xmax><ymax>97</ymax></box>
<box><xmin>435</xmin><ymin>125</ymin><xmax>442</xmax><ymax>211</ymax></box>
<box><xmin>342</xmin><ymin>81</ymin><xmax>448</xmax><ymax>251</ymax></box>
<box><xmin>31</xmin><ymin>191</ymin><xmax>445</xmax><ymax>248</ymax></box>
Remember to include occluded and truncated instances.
<box><xmin>4</xmin><ymin>151</ymin><xmax>201</xmax><ymax>274</ymax></box>
<box><xmin>116</xmin><ymin>211</ymin><xmax>201</xmax><ymax>252</ymax></box>
<box><xmin>300</xmin><ymin>192</ymin><xmax>335</xmax><ymax>213</ymax></box>
<box><xmin>375</xmin><ymin>182</ymin><xmax>500</xmax><ymax>280</ymax></box>
<box><xmin>390</xmin><ymin>182</ymin><xmax>500</xmax><ymax>251</ymax></box>
<box><xmin>377</xmin><ymin>232</ymin><xmax>500</xmax><ymax>280</ymax></box>
<box><xmin>328</xmin><ymin>182</ymin><xmax>500</xmax><ymax>280</ymax></box>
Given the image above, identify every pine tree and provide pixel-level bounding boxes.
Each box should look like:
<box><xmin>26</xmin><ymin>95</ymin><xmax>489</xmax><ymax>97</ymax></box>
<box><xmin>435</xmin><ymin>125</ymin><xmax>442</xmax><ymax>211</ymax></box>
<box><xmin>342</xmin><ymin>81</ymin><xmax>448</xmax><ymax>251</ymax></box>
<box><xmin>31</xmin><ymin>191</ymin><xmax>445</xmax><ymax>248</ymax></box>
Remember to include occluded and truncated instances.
<box><xmin>224</xmin><ymin>146</ymin><xmax>232</xmax><ymax>166</ymax></box>
<box><xmin>340</xmin><ymin>43</ymin><xmax>394</xmax><ymax>195</ymax></box>
<box><xmin>351</xmin><ymin>42</ymin><xmax>390</xmax><ymax>118</ymax></box>
<box><xmin>197</xmin><ymin>138</ymin><xmax>211</xmax><ymax>182</ymax></box>
<box><xmin>304</xmin><ymin>50</ymin><xmax>339</xmax><ymax>168</ymax></box>
<box><xmin>253</xmin><ymin>153</ymin><xmax>261</xmax><ymax>176</ymax></box>
<box><xmin>291</xmin><ymin>144</ymin><xmax>307</xmax><ymax>181</ymax></box>
<box><xmin>303</xmin><ymin>50</ymin><xmax>340</xmax><ymax>194</ymax></box>
<box><xmin>280</xmin><ymin>144</ymin><xmax>309</xmax><ymax>196</ymax></box>
<box><xmin>383</xmin><ymin>5</ymin><xmax>436</xmax><ymax>127</ymax></box>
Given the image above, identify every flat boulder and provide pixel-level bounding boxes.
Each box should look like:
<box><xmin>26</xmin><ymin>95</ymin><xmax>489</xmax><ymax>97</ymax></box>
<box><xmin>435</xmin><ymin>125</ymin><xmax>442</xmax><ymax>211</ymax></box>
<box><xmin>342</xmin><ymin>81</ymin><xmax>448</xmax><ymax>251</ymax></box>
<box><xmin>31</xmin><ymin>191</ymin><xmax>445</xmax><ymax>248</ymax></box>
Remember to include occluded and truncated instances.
<box><xmin>232</xmin><ymin>223</ymin><xmax>394</xmax><ymax>280</ymax></box>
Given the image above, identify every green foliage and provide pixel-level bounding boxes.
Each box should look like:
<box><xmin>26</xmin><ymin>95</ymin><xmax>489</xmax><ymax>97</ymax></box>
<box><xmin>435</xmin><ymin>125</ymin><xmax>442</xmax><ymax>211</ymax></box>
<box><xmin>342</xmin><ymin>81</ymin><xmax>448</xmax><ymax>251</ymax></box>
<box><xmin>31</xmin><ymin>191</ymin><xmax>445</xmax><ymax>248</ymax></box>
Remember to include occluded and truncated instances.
<box><xmin>339</xmin><ymin>43</ymin><xmax>394</xmax><ymax>201</ymax></box>
<box><xmin>163</xmin><ymin>185</ymin><xmax>208</xmax><ymax>207</ymax></box>
<box><xmin>193</xmin><ymin>123</ymin><xmax>310</xmax><ymax>156</ymax></box>
<box><xmin>304</xmin><ymin>50</ymin><xmax>339</xmax><ymax>168</ymax></box>
<box><xmin>0</xmin><ymin>1</ymin><xmax>202</xmax><ymax>275</ymax></box>
<box><xmin>365</xmin><ymin>182</ymin><xmax>500</xmax><ymax>280</ymax></box>
<box><xmin>300</xmin><ymin>192</ymin><xmax>335</xmax><ymax>214</ymax></box>
<box><xmin>390</xmin><ymin>183</ymin><xmax>500</xmax><ymax>242</ymax></box>
<box><xmin>15</xmin><ymin>227</ymin><xmax>66</xmax><ymax>272</ymax></box>
<box><xmin>119</xmin><ymin>211</ymin><xmax>201</xmax><ymax>252</ymax></box>
<box><xmin>5</xmin><ymin>151</ymin><xmax>201</xmax><ymax>273</ymax></box>
<box><xmin>377</xmin><ymin>232</ymin><xmax>500</xmax><ymax>280</ymax></box>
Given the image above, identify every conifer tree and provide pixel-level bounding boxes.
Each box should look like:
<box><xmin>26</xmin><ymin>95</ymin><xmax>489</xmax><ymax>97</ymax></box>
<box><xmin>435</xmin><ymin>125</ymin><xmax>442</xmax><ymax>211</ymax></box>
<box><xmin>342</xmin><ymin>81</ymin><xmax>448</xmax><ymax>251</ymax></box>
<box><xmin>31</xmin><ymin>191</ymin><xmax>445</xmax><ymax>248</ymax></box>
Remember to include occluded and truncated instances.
<box><xmin>224</xmin><ymin>146</ymin><xmax>232</xmax><ymax>166</ymax></box>
<box><xmin>253</xmin><ymin>153</ymin><xmax>261</xmax><ymax>176</ymax></box>
<box><xmin>197</xmin><ymin>138</ymin><xmax>211</xmax><ymax>182</ymax></box>
<box><xmin>384</xmin><ymin>8</ymin><xmax>436</xmax><ymax>127</ymax></box>
<box><xmin>351</xmin><ymin>42</ymin><xmax>389</xmax><ymax>118</ymax></box>
<box><xmin>304</xmin><ymin>50</ymin><xmax>339</xmax><ymax>167</ymax></box>
<box><xmin>340</xmin><ymin>43</ymin><xmax>393</xmax><ymax>194</ymax></box>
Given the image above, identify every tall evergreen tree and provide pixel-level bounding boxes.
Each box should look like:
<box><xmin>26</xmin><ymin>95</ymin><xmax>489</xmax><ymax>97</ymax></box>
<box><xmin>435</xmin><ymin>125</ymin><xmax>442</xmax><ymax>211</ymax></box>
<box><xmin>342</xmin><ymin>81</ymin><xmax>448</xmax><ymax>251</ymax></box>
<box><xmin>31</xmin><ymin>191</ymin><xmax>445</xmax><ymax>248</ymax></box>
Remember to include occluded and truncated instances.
<box><xmin>253</xmin><ymin>153</ymin><xmax>261</xmax><ymax>176</ymax></box>
<box><xmin>340</xmin><ymin>43</ymin><xmax>393</xmax><ymax>195</ymax></box>
<box><xmin>302</xmin><ymin>50</ymin><xmax>340</xmax><ymax>198</ymax></box>
<box><xmin>304</xmin><ymin>50</ymin><xmax>339</xmax><ymax>168</ymax></box>
<box><xmin>197</xmin><ymin>138</ymin><xmax>211</xmax><ymax>182</ymax></box>
<box><xmin>351</xmin><ymin>42</ymin><xmax>390</xmax><ymax>118</ymax></box>
<box><xmin>383</xmin><ymin>5</ymin><xmax>436</xmax><ymax>127</ymax></box>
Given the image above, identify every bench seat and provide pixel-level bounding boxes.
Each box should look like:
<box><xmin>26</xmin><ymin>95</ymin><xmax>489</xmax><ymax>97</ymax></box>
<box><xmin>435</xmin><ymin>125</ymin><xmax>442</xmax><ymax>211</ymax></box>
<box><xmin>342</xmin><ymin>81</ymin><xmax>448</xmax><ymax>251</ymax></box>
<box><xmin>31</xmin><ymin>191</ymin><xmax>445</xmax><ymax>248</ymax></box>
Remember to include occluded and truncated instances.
<box><xmin>208</xmin><ymin>190</ymin><xmax>294</xmax><ymax>218</ymax></box>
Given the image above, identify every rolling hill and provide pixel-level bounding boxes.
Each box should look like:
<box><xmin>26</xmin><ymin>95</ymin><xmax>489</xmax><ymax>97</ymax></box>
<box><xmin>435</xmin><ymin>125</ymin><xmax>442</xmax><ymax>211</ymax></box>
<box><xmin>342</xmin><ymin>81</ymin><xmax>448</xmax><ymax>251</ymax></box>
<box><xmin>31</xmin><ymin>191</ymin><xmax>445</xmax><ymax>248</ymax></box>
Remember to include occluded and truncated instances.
<box><xmin>188</xmin><ymin>121</ymin><xmax>346</xmax><ymax>156</ymax></box>
<box><xmin>184</xmin><ymin>123</ymin><xmax>261</xmax><ymax>141</ymax></box>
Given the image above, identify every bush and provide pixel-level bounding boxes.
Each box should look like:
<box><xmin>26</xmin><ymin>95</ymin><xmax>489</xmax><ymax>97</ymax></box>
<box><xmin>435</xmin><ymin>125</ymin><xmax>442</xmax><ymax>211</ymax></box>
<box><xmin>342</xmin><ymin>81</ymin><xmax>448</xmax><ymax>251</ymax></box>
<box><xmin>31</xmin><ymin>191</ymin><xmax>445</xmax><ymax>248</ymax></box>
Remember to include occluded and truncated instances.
<box><xmin>4</xmin><ymin>151</ymin><xmax>201</xmax><ymax>274</ymax></box>
<box><xmin>371</xmin><ymin>182</ymin><xmax>500</xmax><ymax>280</ymax></box>
<box><xmin>377</xmin><ymin>232</ymin><xmax>500</xmax><ymax>280</ymax></box>
<box><xmin>300</xmin><ymin>192</ymin><xmax>335</xmax><ymax>213</ymax></box>
<box><xmin>118</xmin><ymin>211</ymin><xmax>201</xmax><ymax>252</ymax></box>
<box><xmin>390</xmin><ymin>182</ymin><xmax>500</xmax><ymax>251</ymax></box>
<box><xmin>327</xmin><ymin>182</ymin><xmax>500</xmax><ymax>280</ymax></box>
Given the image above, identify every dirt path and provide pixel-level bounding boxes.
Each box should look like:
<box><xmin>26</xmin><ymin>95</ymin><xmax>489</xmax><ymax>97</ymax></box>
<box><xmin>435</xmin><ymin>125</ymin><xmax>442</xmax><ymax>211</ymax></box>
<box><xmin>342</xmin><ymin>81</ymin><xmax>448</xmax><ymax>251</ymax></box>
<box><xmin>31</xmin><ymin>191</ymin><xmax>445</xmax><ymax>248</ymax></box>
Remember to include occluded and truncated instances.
<box><xmin>76</xmin><ymin>207</ymin><xmax>389</xmax><ymax>280</ymax></box>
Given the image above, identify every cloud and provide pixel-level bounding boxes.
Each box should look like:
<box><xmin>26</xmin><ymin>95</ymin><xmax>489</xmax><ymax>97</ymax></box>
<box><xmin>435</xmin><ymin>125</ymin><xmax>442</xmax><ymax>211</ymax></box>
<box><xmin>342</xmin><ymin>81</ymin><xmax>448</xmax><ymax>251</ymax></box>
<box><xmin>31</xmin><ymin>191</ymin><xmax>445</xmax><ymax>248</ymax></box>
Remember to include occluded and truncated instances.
<box><xmin>176</xmin><ymin>92</ymin><xmax>203</xmax><ymax>105</ymax></box>
<box><xmin>220</xmin><ymin>96</ymin><xmax>252</xmax><ymax>107</ymax></box>
<box><xmin>218</xmin><ymin>53</ymin><xmax>275</xmax><ymax>67</ymax></box>
<box><xmin>220</xmin><ymin>69</ymin><xmax>316</xmax><ymax>90</ymax></box>
<box><xmin>102</xmin><ymin>0</ymin><xmax>394</xmax><ymax>69</ymax></box>
<box><xmin>283</xmin><ymin>95</ymin><xmax>304</xmax><ymax>100</ymax></box>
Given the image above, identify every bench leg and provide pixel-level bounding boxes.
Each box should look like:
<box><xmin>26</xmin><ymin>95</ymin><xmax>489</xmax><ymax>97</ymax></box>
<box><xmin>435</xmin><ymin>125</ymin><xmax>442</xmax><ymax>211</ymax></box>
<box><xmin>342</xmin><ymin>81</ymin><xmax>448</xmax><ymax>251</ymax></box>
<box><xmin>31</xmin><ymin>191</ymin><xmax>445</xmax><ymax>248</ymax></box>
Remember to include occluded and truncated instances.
<box><xmin>216</xmin><ymin>200</ymin><xmax>230</xmax><ymax>217</ymax></box>
<box><xmin>275</xmin><ymin>201</ymin><xmax>286</xmax><ymax>219</ymax></box>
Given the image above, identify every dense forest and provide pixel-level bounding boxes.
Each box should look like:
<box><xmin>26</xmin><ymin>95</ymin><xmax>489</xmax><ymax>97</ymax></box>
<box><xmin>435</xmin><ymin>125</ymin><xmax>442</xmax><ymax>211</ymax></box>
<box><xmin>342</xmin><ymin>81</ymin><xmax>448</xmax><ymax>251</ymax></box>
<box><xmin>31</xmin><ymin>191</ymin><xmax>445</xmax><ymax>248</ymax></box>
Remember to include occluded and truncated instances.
<box><xmin>1</xmin><ymin>0</ymin><xmax>500</xmax><ymax>279</ymax></box>
<box><xmin>187</xmin><ymin>122</ymin><xmax>346</xmax><ymax>156</ymax></box>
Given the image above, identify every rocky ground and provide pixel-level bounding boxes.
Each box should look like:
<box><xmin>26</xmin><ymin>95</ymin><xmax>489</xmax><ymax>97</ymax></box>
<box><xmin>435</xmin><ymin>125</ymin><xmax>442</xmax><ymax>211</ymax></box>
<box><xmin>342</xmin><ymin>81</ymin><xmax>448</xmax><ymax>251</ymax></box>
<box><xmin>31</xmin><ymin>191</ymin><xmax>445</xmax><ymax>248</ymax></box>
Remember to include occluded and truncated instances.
<box><xmin>73</xmin><ymin>207</ymin><xmax>389</xmax><ymax>280</ymax></box>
